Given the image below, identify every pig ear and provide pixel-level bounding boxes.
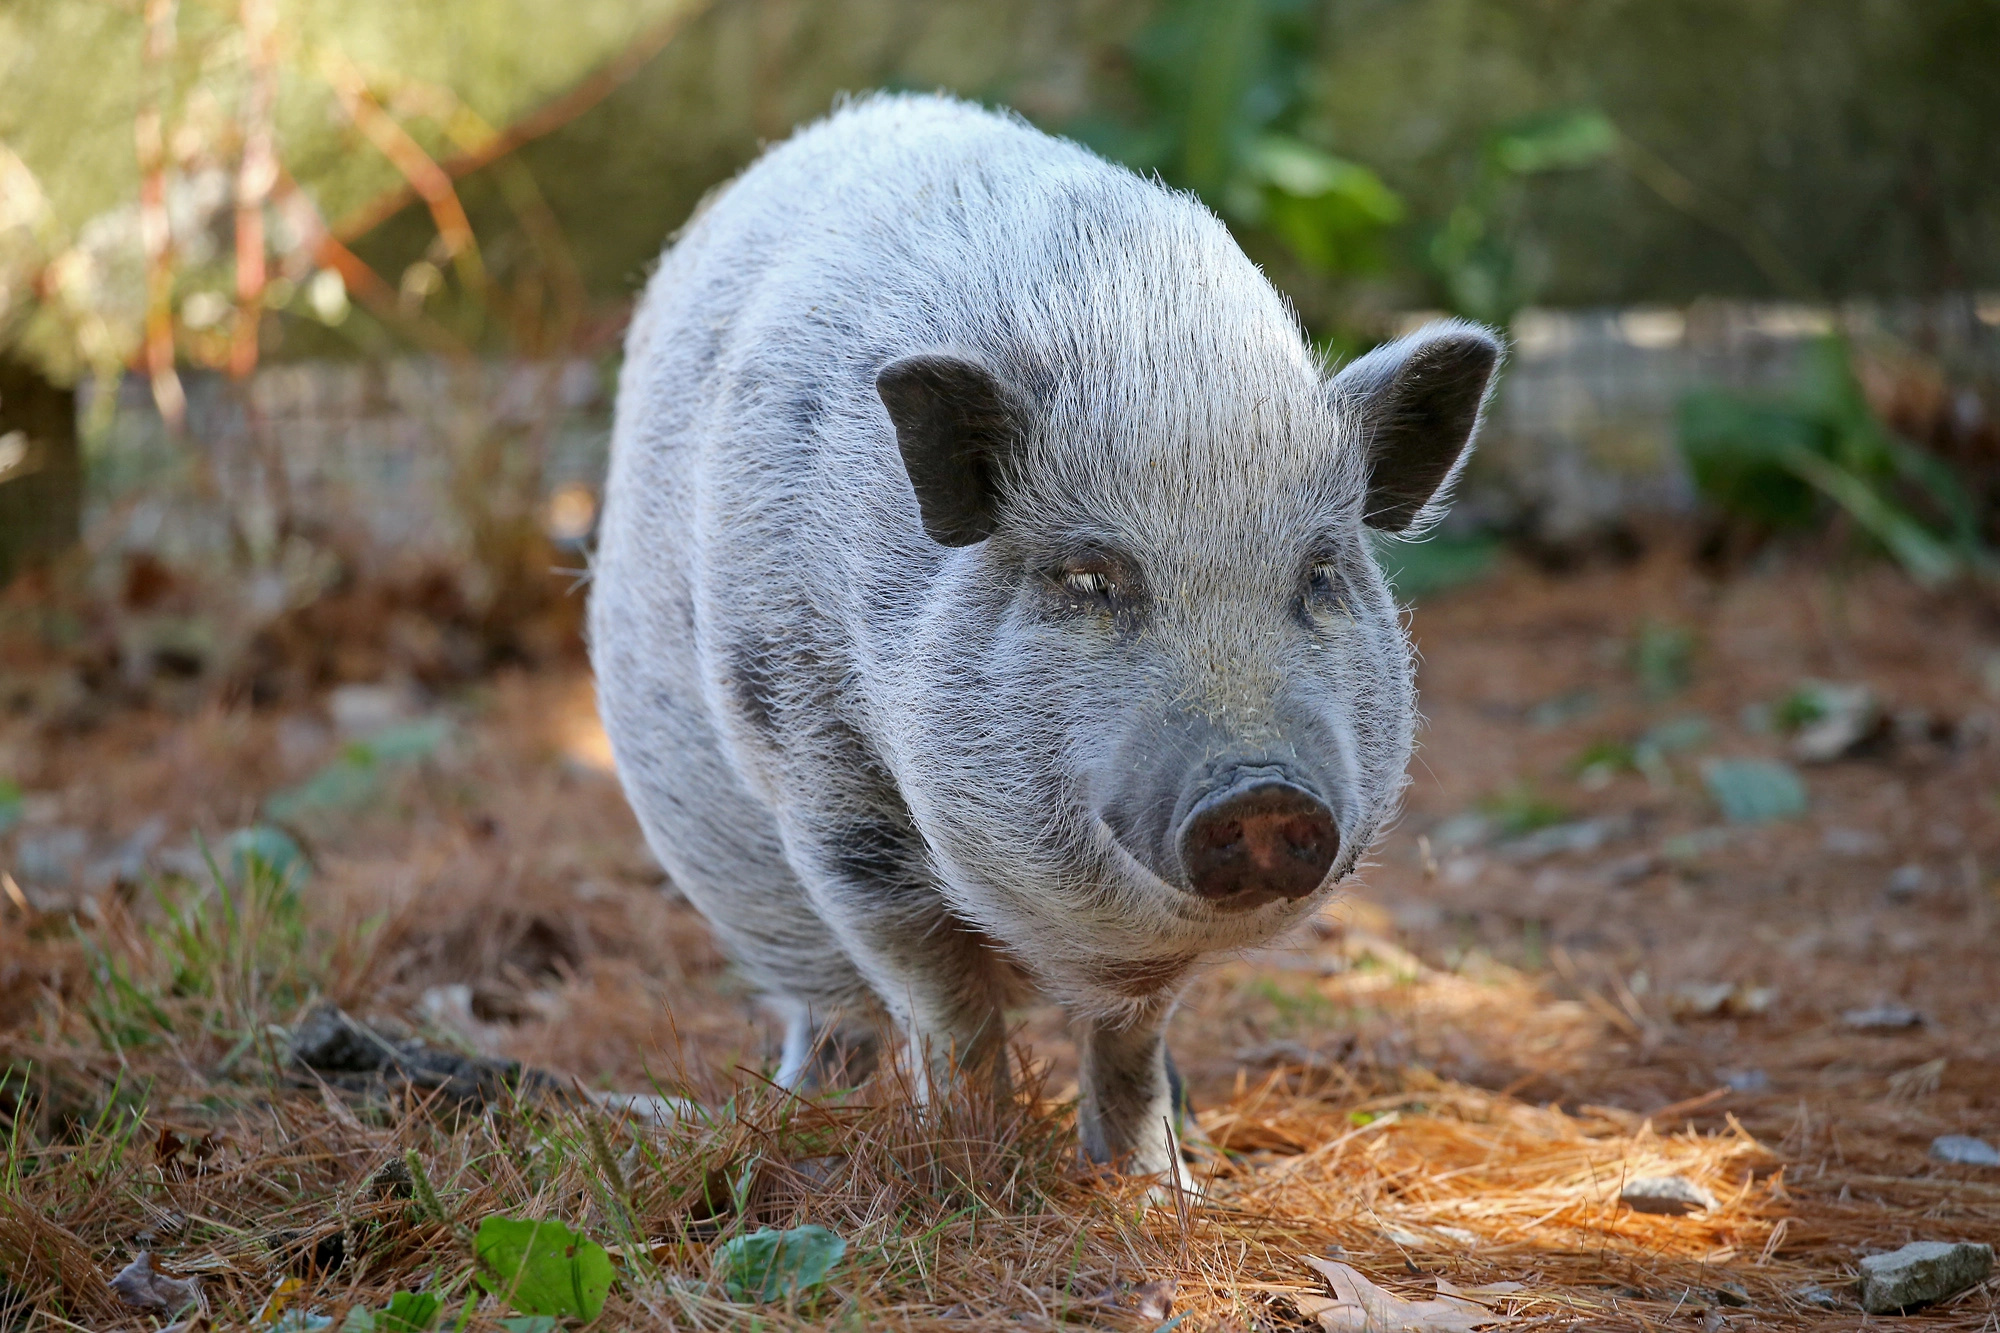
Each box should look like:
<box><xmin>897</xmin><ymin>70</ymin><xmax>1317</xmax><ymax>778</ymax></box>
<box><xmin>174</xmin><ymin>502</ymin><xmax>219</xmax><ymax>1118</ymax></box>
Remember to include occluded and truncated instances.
<box><xmin>1332</xmin><ymin>320</ymin><xmax>1502</xmax><ymax>533</ymax></box>
<box><xmin>877</xmin><ymin>351</ymin><xmax>1026</xmax><ymax>547</ymax></box>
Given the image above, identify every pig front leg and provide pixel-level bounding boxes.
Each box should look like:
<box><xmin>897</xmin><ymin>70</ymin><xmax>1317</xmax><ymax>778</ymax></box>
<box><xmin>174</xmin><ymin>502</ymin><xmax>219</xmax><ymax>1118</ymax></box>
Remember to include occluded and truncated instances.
<box><xmin>1075</xmin><ymin>1010</ymin><xmax>1196</xmax><ymax>1192</ymax></box>
<box><xmin>816</xmin><ymin>891</ymin><xmax>1014</xmax><ymax>1108</ymax></box>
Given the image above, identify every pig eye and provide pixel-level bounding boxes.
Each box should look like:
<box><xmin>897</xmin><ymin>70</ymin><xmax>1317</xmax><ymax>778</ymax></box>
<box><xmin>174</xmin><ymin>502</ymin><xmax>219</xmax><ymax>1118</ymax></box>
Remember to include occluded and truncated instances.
<box><xmin>1062</xmin><ymin>568</ymin><xmax>1113</xmax><ymax>597</ymax></box>
<box><xmin>1306</xmin><ymin>560</ymin><xmax>1351</xmax><ymax>616</ymax></box>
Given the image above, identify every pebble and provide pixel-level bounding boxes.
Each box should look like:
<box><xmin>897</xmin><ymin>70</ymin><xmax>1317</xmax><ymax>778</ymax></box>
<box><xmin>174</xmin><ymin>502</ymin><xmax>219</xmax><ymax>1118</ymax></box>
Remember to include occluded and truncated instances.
<box><xmin>1856</xmin><ymin>1241</ymin><xmax>1993</xmax><ymax>1314</ymax></box>
<box><xmin>1620</xmin><ymin>1175</ymin><xmax>1716</xmax><ymax>1215</ymax></box>
<box><xmin>1884</xmin><ymin>864</ymin><xmax>1932</xmax><ymax>900</ymax></box>
<box><xmin>1791</xmin><ymin>1284</ymin><xmax>1846</xmax><ymax>1310</ymax></box>
<box><xmin>1842</xmin><ymin>1003</ymin><xmax>1923</xmax><ymax>1030</ymax></box>
<box><xmin>1929</xmin><ymin>1135</ymin><xmax>2000</xmax><ymax>1167</ymax></box>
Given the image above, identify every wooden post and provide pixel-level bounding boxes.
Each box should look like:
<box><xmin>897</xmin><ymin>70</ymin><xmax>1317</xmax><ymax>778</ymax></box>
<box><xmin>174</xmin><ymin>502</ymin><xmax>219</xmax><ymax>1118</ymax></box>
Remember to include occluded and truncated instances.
<box><xmin>0</xmin><ymin>358</ymin><xmax>83</xmax><ymax>587</ymax></box>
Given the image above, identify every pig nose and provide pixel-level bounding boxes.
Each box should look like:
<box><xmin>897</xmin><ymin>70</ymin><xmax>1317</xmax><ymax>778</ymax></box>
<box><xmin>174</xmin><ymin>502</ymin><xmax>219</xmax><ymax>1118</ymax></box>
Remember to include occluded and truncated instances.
<box><xmin>1177</xmin><ymin>777</ymin><xmax>1339</xmax><ymax>908</ymax></box>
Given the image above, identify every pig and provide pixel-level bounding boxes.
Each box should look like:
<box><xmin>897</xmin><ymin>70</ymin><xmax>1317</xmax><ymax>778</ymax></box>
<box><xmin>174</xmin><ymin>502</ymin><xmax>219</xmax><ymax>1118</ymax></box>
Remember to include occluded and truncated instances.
<box><xmin>588</xmin><ymin>92</ymin><xmax>1498</xmax><ymax>1182</ymax></box>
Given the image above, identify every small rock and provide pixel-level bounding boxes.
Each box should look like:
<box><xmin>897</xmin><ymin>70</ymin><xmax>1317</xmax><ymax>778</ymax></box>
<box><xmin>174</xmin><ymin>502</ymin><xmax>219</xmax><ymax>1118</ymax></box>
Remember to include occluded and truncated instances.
<box><xmin>1670</xmin><ymin>982</ymin><xmax>1774</xmax><ymax>1020</ymax></box>
<box><xmin>1929</xmin><ymin>1135</ymin><xmax>2000</xmax><ymax>1167</ymax></box>
<box><xmin>1856</xmin><ymin>1241</ymin><xmax>1993</xmax><ymax>1314</ymax></box>
<box><xmin>1720</xmin><ymin>1068</ymin><xmax>1769</xmax><ymax>1093</ymax></box>
<box><xmin>1821</xmin><ymin>826</ymin><xmax>1887</xmax><ymax>856</ymax></box>
<box><xmin>1602</xmin><ymin>851</ymin><xmax>1659</xmax><ymax>885</ymax></box>
<box><xmin>1884</xmin><ymin>864</ymin><xmax>1932</xmax><ymax>901</ymax></box>
<box><xmin>1670</xmin><ymin>982</ymin><xmax>1737</xmax><ymax>1019</ymax></box>
<box><xmin>14</xmin><ymin>826</ymin><xmax>87</xmax><ymax>887</ymax></box>
<box><xmin>327</xmin><ymin>682</ymin><xmax>417</xmax><ymax>739</ymax></box>
<box><xmin>1620</xmin><ymin>1175</ymin><xmax>1717</xmax><ymax>1215</ymax></box>
<box><xmin>1430</xmin><ymin>812</ymin><xmax>1492</xmax><ymax>851</ymax></box>
<box><xmin>1843</xmin><ymin>1004</ymin><xmax>1924</xmax><ymax>1030</ymax></box>
<box><xmin>1789</xmin><ymin>682</ymin><xmax>1881</xmax><ymax>763</ymax></box>
<box><xmin>108</xmin><ymin>1252</ymin><xmax>198</xmax><ymax>1314</ymax></box>
<box><xmin>1498</xmin><ymin>815</ymin><xmax>1633</xmax><ymax>862</ymax></box>
<box><xmin>1791</xmin><ymin>1285</ymin><xmax>1845</xmax><ymax>1310</ymax></box>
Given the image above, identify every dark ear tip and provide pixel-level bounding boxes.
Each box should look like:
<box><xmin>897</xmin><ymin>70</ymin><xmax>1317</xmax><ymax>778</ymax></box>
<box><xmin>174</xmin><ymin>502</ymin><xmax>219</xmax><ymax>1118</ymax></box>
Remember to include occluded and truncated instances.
<box><xmin>1413</xmin><ymin>320</ymin><xmax>1504</xmax><ymax>375</ymax></box>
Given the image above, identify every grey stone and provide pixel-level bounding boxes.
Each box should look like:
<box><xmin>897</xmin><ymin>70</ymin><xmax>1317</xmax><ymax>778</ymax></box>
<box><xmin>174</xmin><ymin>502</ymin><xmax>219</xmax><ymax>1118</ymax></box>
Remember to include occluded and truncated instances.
<box><xmin>1843</xmin><ymin>1004</ymin><xmax>1923</xmax><ymax>1030</ymax></box>
<box><xmin>14</xmin><ymin>826</ymin><xmax>87</xmax><ymax>887</ymax></box>
<box><xmin>1929</xmin><ymin>1135</ymin><xmax>2000</xmax><ymax>1167</ymax></box>
<box><xmin>1884</xmin><ymin>864</ymin><xmax>1932</xmax><ymax>901</ymax></box>
<box><xmin>1856</xmin><ymin>1241</ymin><xmax>1993</xmax><ymax>1314</ymax></box>
<box><xmin>1789</xmin><ymin>682</ymin><xmax>1881</xmax><ymax>763</ymax></box>
<box><xmin>1790</xmin><ymin>1285</ymin><xmax>1846</xmax><ymax>1310</ymax></box>
<box><xmin>1620</xmin><ymin>1175</ymin><xmax>1717</xmax><ymax>1215</ymax></box>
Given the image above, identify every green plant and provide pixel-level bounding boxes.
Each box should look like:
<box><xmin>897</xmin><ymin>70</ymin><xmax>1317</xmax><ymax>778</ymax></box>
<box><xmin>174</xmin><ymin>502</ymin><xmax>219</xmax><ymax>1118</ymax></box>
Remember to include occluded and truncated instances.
<box><xmin>1372</xmin><ymin>532</ymin><xmax>1498</xmax><ymax>602</ymax></box>
<box><xmin>342</xmin><ymin>1291</ymin><xmax>444</xmax><ymax>1333</ymax></box>
<box><xmin>1679</xmin><ymin>337</ymin><xmax>1991</xmax><ymax>587</ymax></box>
<box><xmin>1071</xmin><ymin>0</ymin><xmax>1402</xmax><ymax>282</ymax></box>
<box><xmin>1427</xmin><ymin>109</ymin><xmax>1617</xmax><ymax>325</ymax></box>
<box><xmin>1702</xmin><ymin>758</ymin><xmax>1808</xmax><ymax>824</ymax></box>
<box><xmin>80</xmin><ymin>840</ymin><xmax>314</xmax><ymax>1052</ymax></box>
<box><xmin>714</xmin><ymin>1225</ymin><xmax>847</xmax><ymax>1304</ymax></box>
<box><xmin>472</xmin><ymin>1216</ymin><xmax>613</xmax><ymax>1322</ymax></box>
<box><xmin>1479</xmin><ymin>784</ymin><xmax>1568</xmax><ymax>838</ymax></box>
<box><xmin>1633</xmin><ymin>622</ymin><xmax>1695</xmax><ymax>700</ymax></box>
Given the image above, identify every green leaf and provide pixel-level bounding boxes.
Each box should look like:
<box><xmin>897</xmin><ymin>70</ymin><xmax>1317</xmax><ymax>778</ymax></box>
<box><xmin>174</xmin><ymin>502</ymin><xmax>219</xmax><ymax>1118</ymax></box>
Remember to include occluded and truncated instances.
<box><xmin>263</xmin><ymin>717</ymin><xmax>449</xmax><ymax>822</ymax></box>
<box><xmin>226</xmin><ymin>824</ymin><xmax>309</xmax><ymax>889</ymax></box>
<box><xmin>473</xmin><ymin>1217</ymin><xmax>614</xmax><ymax>1320</ymax></box>
<box><xmin>1372</xmin><ymin>532</ymin><xmax>1497</xmax><ymax>601</ymax></box>
<box><xmin>1702</xmin><ymin>758</ymin><xmax>1809</xmax><ymax>824</ymax></box>
<box><xmin>1490</xmin><ymin>108</ymin><xmax>1618</xmax><ymax>175</ymax></box>
<box><xmin>1633</xmin><ymin>622</ymin><xmax>1696</xmax><ymax>701</ymax></box>
<box><xmin>0</xmin><ymin>777</ymin><xmax>20</xmax><ymax>837</ymax></box>
<box><xmin>343</xmin><ymin>1295</ymin><xmax>443</xmax><ymax>1333</ymax></box>
<box><xmin>377</xmin><ymin>1292</ymin><xmax>443</xmax><ymax>1333</ymax></box>
<box><xmin>497</xmin><ymin>1319</ymin><xmax>562</xmax><ymax>1333</ymax></box>
<box><xmin>715</xmin><ymin>1225</ymin><xmax>846</xmax><ymax>1304</ymax></box>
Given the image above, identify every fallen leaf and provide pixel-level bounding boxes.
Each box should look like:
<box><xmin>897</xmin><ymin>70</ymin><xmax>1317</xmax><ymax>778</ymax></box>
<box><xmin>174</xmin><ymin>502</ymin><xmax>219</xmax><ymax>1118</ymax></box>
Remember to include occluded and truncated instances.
<box><xmin>1299</xmin><ymin>1257</ymin><xmax>1513</xmax><ymax>1331</ymax></box>
<box><xmin>1701</xmin><ymin>758</ymin><xmax>1808</xmax><ymax>823</ymax></box>
<box><xmin>473</xmin><ymin>1217</ymin><xmax>613</xmax><ymax>1320</ymax></box>
<box><xmin>108</xmin><ymin>1252</ymin><xmax>199</xmax><ymax>1315</ymax></box>
<box><xmin>714</xmin><ymin>1224</ymin><xmax>845</xmax><ymax>1303</ymax></box>
<box><xmin>1132</xmin><ymin>1279</ymin><xmax>1175</xmax><ymax>1322</ymax></box>
<box><xmin>1085</xmin><ymin>1276</ymin><xmax>1177</xmax><ymax>1322</ymax></box>
<box><xmin>1621</xmin><ymin>1175</ymin><xmax>1717</xmax><ymax>1215</ymax></box>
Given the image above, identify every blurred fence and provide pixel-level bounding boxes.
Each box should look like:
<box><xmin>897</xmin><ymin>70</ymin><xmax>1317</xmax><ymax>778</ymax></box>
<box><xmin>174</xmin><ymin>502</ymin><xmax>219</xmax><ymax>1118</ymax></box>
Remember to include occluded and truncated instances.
<box><xmin>76</xmin><ymin>295</ymin><xmax>2000</xmax><ymax>568</ymax></box>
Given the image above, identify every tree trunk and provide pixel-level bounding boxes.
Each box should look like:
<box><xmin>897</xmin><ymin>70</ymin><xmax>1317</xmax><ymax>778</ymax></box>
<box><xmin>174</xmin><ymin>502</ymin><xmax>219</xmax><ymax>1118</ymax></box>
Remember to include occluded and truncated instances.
<box><xmin>0</xmin><ymin>358</ymin><xmax>82</xmax><ymax>587</ymax></box>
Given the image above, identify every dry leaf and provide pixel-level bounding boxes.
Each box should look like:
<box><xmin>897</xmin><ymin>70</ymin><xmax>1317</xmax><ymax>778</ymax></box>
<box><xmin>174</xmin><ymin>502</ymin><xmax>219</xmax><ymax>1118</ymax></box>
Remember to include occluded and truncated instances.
<box><xmin>1081</xmin><ymin>1276</ymin><xmax>1175</xmax><ymax>1324</ymax></box>
<box><xmin>108</xmin><ymin>1253</ymin><xmax>199</xmax><ymax>1314</ymax></box>
<box><xmin>1299</xmin><ymin>1257</ymin><xmax>1513</xmax><ymax>1332</ymax></box>
<box><xmin>1131</xmin><ymin>1278</ymin><xmax>1175</xmax><ymax>1322</ymax></box>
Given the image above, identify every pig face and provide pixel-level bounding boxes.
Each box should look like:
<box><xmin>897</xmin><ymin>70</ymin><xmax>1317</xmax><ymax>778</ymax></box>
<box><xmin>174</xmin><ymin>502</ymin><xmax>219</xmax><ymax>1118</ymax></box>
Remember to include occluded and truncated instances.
<box><xmin>876</xmin><ymin>321</ymin><xmax>1499</xmax><ymax>976</ymax></box>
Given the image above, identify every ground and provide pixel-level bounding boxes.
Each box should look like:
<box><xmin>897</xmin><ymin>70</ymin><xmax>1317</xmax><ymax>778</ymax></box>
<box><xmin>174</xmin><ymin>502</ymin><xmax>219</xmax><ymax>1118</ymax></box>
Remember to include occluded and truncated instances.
<box><xmin>2</xmin><ymin>533</ymin><xmax>1996</xmax><ymax>1330</ymax></box>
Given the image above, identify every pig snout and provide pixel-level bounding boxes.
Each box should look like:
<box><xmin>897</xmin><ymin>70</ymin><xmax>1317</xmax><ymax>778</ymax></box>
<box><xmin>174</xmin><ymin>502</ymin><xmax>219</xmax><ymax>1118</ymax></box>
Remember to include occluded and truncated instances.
<box><xmin>1176</xmin><ymin>769</ymin><xmax>1339</xmax><ymax>908</ymax></box>
<box><xmin>1099</xmin><ymin>738</ymin><xmax>1343</xmax><ymax>910</ymax></box>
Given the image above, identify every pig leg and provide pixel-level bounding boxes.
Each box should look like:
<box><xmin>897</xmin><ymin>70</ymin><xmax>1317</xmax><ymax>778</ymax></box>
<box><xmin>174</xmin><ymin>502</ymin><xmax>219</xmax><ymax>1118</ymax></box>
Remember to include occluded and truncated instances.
<box><xmin>773</xmin><ymin>1002</ymin><xmax>881</xmax><ymax>1091</ymax></box>
<box><xmin>1075</xmin><ymin>1009</ymin><xmax>1195</xmax><ymax>1190</ymax></box>
<box><xmin>810</xmin><ymin>891</ymin><xmax>1014</xmax><ymax>1108</ymax></box>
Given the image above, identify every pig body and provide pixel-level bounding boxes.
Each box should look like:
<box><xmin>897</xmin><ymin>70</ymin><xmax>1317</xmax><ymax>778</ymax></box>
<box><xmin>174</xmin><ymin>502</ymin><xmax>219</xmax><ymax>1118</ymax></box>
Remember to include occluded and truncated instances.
<box><xmin>590</xmin><ymin>93</ymin><xmax>1497</xmax><ymax>1178</ymax></box>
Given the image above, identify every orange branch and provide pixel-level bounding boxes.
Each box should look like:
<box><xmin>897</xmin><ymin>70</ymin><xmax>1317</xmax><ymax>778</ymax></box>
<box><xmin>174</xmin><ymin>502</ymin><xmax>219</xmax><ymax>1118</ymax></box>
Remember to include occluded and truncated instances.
<box><xmin>328</xmin><ymin>0</ymin><xmax>711</xmax><ymax>244</ymax></box>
